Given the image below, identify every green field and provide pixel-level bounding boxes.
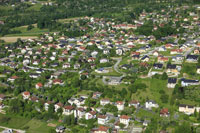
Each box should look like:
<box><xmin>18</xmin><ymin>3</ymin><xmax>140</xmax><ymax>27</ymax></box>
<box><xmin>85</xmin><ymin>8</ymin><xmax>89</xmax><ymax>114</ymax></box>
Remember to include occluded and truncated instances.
<box><xmin>0</xmin><ymin>114</ymin><xmax>54</xmax><ymax>133</ymax></box>
<box><xmin>6</xmin><ymin>25</ymin><xmax>51</xmax><ymax>37</ymax></box>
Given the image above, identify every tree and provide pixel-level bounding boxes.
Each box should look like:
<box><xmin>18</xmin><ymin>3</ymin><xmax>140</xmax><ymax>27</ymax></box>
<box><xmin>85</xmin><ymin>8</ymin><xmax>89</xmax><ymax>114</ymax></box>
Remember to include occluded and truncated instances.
<box><xmin>119</xmin><ymin>123</ymin><xmax>125</xmax><ymax>129</ymax></box>
<box><xmin>27</xmin><ymin>24</ymin><xmax>34</xmax><ymax>31</ymax></box>
<box><xmin>161</xmin><ymin>72</ymin><xmax>168</xmax><ymax>80</ymax></box>
<box><xmin>175</xmin><ymin>122</ymin><xmax>192</xmax><ymax>133</ymax></box>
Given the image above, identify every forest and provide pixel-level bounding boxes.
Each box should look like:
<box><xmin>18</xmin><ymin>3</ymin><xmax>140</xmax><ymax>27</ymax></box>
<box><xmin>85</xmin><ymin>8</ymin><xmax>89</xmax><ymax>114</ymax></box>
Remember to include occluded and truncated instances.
<box><xmin>0</xmin><ymin>0</ymin><xmax>200</xmax><ymax>36</ymax></box>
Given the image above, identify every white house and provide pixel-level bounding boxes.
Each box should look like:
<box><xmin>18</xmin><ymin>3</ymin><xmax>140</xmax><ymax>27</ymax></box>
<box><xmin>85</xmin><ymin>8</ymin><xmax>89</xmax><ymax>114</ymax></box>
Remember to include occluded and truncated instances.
<box><xmin>22</xmin><ymin>91</ymin><xmax>30</xmax><ymax>100</ymax></box>
<box><xmin>97</xmin><ymin>115</ymin><xmax>109</xmax><ymax>125</ymax></box>
<box><xmin>54</xmin><ymin>102</ymin><xmax>63</xmax><ymax>112</ymax></box>
<box><xmin>181</xmin><ymin>78</ymin><xmax>199</xmax><ymax>87</ymax></box>
<box><xmin>100</xmin><ymin>99</ymin><xmax>110</xmax><ymax>106</ymax></box>
<box><xmin>100</xmin><ymin>59</ymin><xmax>109</xmax><ymax>63</ymax></box>
<box><xmin>74</xmin><ymin>108</ymin><xmax>85</xmax><ymax>119</ymax></box>
<box><xmin>128</xmin><ymin>100</ymin><xmax>140</xmax><ymax>108</ymax></box>
<box><xmin>85</xmin><ymin>111</ymin><xmax>96</xmax><ymax>120</ymax></box>
<box><xmin>116</xmin><ymin>101</ymin><xmax>124</xmax><ymax>111</ymax></box>
<box><xmin>116</xmin><ymin>48</ymin><xmax>123</xmax><ymax>55</ymax></box>
<box><xmin>179</xmin><ymin>104</ymin><xmax>200</xmax><ymax>115</ymax></box>
<box><xmin>145</xmin><ymin>100</ymin><xmax>159</xmax><ymax>110</ymax></box>
<box><xmin>197</xmin><ymin>67</ymin><xmax>200</xmax><ymax>74</ymax></box>
<box><xmin>63</xmin><ymin>105</ymin><xmax>74</xmax><ymax>115</ymax></box>
<box><xmin>120</xmin><ymin>115</ymin><xmax>130</xmax><ymax>126</ymax></box>
<box><xmin>44</xmin><ymin>101</ymin><xmax>53</xmax><ymax>111</ymax></box>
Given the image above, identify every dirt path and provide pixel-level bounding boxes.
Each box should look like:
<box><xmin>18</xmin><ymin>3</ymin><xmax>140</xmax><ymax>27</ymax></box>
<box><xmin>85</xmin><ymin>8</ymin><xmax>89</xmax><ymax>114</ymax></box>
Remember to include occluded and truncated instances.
<box><xmin>0</xmin><ymin>36</ymin><xmax>37</xmax><ymax>43</ymax></box>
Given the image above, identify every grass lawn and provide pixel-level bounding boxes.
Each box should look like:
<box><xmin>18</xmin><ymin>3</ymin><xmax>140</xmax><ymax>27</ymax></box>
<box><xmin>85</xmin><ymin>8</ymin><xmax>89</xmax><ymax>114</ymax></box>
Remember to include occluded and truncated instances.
<box><xmin>26</xmin><ymin>3</ymin><xmax>43</xmax><ymax>11</ymax></box>
<box><xmin>0</xmin><ymin>128</ymin><xmax>4</xmax><ymax>132</ymax></box>
<box><xmin>0</xmin><ymin>114</ymin><xmax>30</xmax><ymax>129</ymax></box>
<box><xmin>159</xmin><ymin>50</ymin><xmax>171</xmax><ymax>56</ymax></box>
<box><xmin>6</xmin><ymin>25</ymin><xmax>50</xmax><ymax>37</ymax></box>
<box><xmin>22</xmin><ymin>119</ymin><xmax>54</xmax><ymax>133</ymax></box>
<box><xmin>92</xmin><ymin>67</ymin><xmax>122</xmax><ymax>76</ymax></box>
<box><xmin>131</xmin><ymin>78</ymin><xmax>169</xmax><ymax>106</ymax></box>
<box><xmin>0</xmin><ymin>114</ymin><xmax>54</xmax><ymax>133</ymax></box>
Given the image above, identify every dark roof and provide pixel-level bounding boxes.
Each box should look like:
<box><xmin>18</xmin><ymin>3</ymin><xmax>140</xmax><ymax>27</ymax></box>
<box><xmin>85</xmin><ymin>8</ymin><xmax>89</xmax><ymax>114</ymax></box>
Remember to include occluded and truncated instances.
<box><xmin>167</xmin><ymin>64</ymin><xmax>176</xmax><ymax>69</ymax></box>
<box><xmin>153</xmin><ymin>63</ymin><xmax>163</xmax><ymax>69</ymax></box>
<box><xmin>186</xmin><ymin>55</ymin><xmax>198</xmax><ymax>60</ymax></box>
<box><xmin>181</xmin><ymin>78</ymin><xmax>199</xmax><ymax>83</ymax></box>
<box><xmin>168</xmin><ymin>78</ymin><xmax>177</xmax><ymax>84</ymax></box>
<box><xmin>141</xmin><ymin>55</ymin><xmax>149</xmax><ymax>60</ymax></box>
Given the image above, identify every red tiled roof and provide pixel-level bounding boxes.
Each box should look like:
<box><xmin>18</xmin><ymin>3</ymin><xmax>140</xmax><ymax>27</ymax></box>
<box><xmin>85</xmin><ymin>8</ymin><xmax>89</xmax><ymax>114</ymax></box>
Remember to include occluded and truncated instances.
<box><xmin>89</xmin><ymin>111</ymin><xmax>96</xmax><ymax>115</ymax></box>
<box><xmin>120</xmin><ymin>115</ymin><xmax>130</xmax><ymax>120</ymax></box>
<box><xmin>160</xmin><ymin>108</ymin><xmax>169</xmax><ymax>115</ymax></box>
<box><xmin>23</xmin><ymin>91</ymin><xmax>30</xmax><ymax>96</ymax></box>
<box><xmin>36</xmin><ymin>83</ymin><xmax>43</xmax><ymax>87</ymax></box>
<box><xmin>98</xmin><ymin>115</ymin><xmax>107</xmax><ymax>119</ymax></box>
<box><xmin>64</xmin><ymin>105</ymin><xmax>74</xmax><ymax>110</ymax></box>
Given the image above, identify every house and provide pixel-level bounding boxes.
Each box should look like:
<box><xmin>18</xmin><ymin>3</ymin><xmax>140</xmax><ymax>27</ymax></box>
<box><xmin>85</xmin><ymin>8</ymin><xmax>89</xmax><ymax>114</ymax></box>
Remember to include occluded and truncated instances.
<box><xmin>186</xmin><ymin>55</ymin><xmax>198</xmax><ymax>62</ymax></box>
<box><xmin>116</xmin><ymin>48</ymin><xmax>123</xmax><ymax>55</ymax></box>
<box><xmin>157</xmin><ymin>56</ymin><xmax>169</xmax><ymax>63</ymax></box>
<box><xmin>116</xmin><ymin>101</ymin><xmax>124</xmax><ymax>111</ymax></box>
<box><xmin>170</xmin><ymin>49</ymin><xmax>183</xmax><ymax>55</ymax></box>
<box><xmin>166</xmin><ymin>64</ymin><xmax>179</xmax><ymax>74</ymax></box>
<box><xmin>63</xmin><ymin>105</ymin><xmax>74</xmax><ymax>115</ymax></box>
<box><xmin>63</xmin><ymin>63</ymin><xmax>71</xmax><ymax>68</ymax></box>
<box><xmin>179</xmin><ymin>104</ymin><xmax>200</xmax><ymax>115</ymax></box>
<box><xmin>165</xmin><ymin>44</ymin><xmax>173</xmax><ymax>49</ymax></box>
<box><xmin>160</xmin><ymin>108</ymin><xmax>169</xmax><ymax>117</ymax></box>
<box><xmin>53</xmin><ymin>79</ymin><xmax>64</xmax><ymax>85</ymax></box>
<box><xmin>158</xmin><ymin>46</ymin><xmax>166</xmax><ymax>51</ymax></box>
<box><xmin>35</xmin><ymin>83</ymin><xmax>43</xmax><ymax>89</ymax></box>
<box><xmin>103</xmin><ymin>49</ymin><xmax>110</xmax><ymax>54</ymax></box>
<box><xmin>197</xmin><ymin>66</ymin><xmax>200</xmax><ymax>74</ymax></box>
<box><xmin>100</xmin><ymin>99</ymin><xmax>110</xmax><ymax>106</ymax></box>
<box><xmin>74</xmin><ymin>63</ymin><xmax>81</xmax><ymax>69</ymax></box>
<box><xmin>153</xmin><ymin>63</ymin><xmax>163</xmax><ymax>70</ymax></box>
<box><xmin>100</xmin><ymin>59</ymin><xmax>109</xmax><ymax>63</ymax></box>
<box><xmin>91</xmin><ymin>126</ymin><xmax>109</xmax><ymax>133</ymax></box>
<box><xmin>172</xmin><ymin>55</ymin><xmax>184</xmax><ymax>63</ymax></box>
<box><xmin>44</xmin><ymin>101</ymin><xmax>53</xmax><ymax>111</ymax></box>
<box><xmin>54</xmin><ymin>102</ymin><xmax>63</xmax><ymax>112</ymax></box>
<box><xmin>128</xmin><ymin>100</ymin><xmax>140</xmax><ymax>108</ymax></box>
<box><xmin>56</xmin><ymin>126</ymin><xmax>65</xmax><ymax>133</ymax></box>
<box><xmin>98</xmin><ymin>115</ymin><xmax>109</xmax><ymax>125</ymax></box>
<box><xmin>193</xmin><ymin>49</ymin><xmax>200</xmax><ymax>54</ymax></box>
<box><xmin>120</xmin><ymin>115</ymin><xmax>130</xmax><ymax>126</ymax></box>
<box><xmin>29</xmin><ymin>73</ymin><xmax>40</xmax><ymax>79</ymax></box>
<box><xmin>68</xmin><ymin>97</ymin><xmax>85</xmax><ymax>107</ymax></box>
<box><xmin>29</xmin><ymin>96</ymin><xmax>39</xmax><ymax>102</ymax></box>
<box><xmin>22</xmin><ymin>91</ymin><xmax>30</xmax><ymax>100</ymax></box>
<box><xmin>75</xmin><ymin>108</ymin><xmax>85</xmax><ymax>119</ymax></box>
<box><xmin>167</xmin><ymin>78</ymin><xmax>177</xmax><ymax>88</ymax></box>
<box><xmin>95</xmin><ymin>68</ymin><xmax>109</xmax><ymax>73</ymax></box>
<box><xmin>141</xmin><ymin>55</ymin><xmax>150</xmax><ymax>62</ymax></box>
<box><xmin>152</xmin><ymin>51</ymin><xmax>159</xmax><ymax>56</ymax></box>
<box><xmin>108</xmin><ymin>77</ymin><xmax>121</xmax><ymax>85</ymax></box>
<box><xmin>181</xmin><ymin>78</ymin><xmax>199</xmax><ymax>87</ymax></box>
<box><xmin>92</xmin><ymin>92</ymin><xmax>102</xmax><ymax>99</ymax></box>
<box><xmin>132</xmin><ymin>54</ymin><xmax>140</xmax><ymax>60</ymax></box>
<box><xmin>7</xmin><ymin>76</ymin><xmax>18</xmax><ymax>82</ymax></box>
<box><xmin>0</xmin><ymin>94</ymin><xmax>5</xmax><ymax>101</ymax></box>
<box><xmin>145</xmin><ymin>100</ymin><xmax>159</xmax><ymax>110</ymax></box>
<box><xmin>85</xmin><ymin>111</ymin><xmax>96</xmax><ymax>120</ymax></box>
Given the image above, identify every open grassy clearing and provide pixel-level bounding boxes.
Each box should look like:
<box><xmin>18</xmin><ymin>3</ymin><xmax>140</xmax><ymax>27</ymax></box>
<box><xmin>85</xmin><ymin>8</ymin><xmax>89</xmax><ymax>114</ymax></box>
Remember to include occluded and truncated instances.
<box><xmin>0</xmin><ymin>114</ymin><xmax>54</xmax><ymax>133</ymax></box>
<box><xmin>6</xmin><ymin>25</ymin><xmax>50</xmax><ymax>37</ymax></box>
<box><xmin>58</xmin><ymin>17</ymin><xmax>83</xmax><ymax>23</ymax></box>
<box><xmin>0</xmin><ymin>36</ymin><xmax>38</xmax><ymax>43</ymax></box>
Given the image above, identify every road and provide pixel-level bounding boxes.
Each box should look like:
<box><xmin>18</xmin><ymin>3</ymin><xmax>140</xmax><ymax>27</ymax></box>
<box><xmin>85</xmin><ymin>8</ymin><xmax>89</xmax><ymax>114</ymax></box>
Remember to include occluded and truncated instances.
<box><xmin>0</xmin><ymin>126</ymin><xmax>26</xmax><ymax>133</ymax></box>
<box><xmin>102</xmin><ymin>57</ymin><xmax>126</xmax><ymax>85</ymax></box>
